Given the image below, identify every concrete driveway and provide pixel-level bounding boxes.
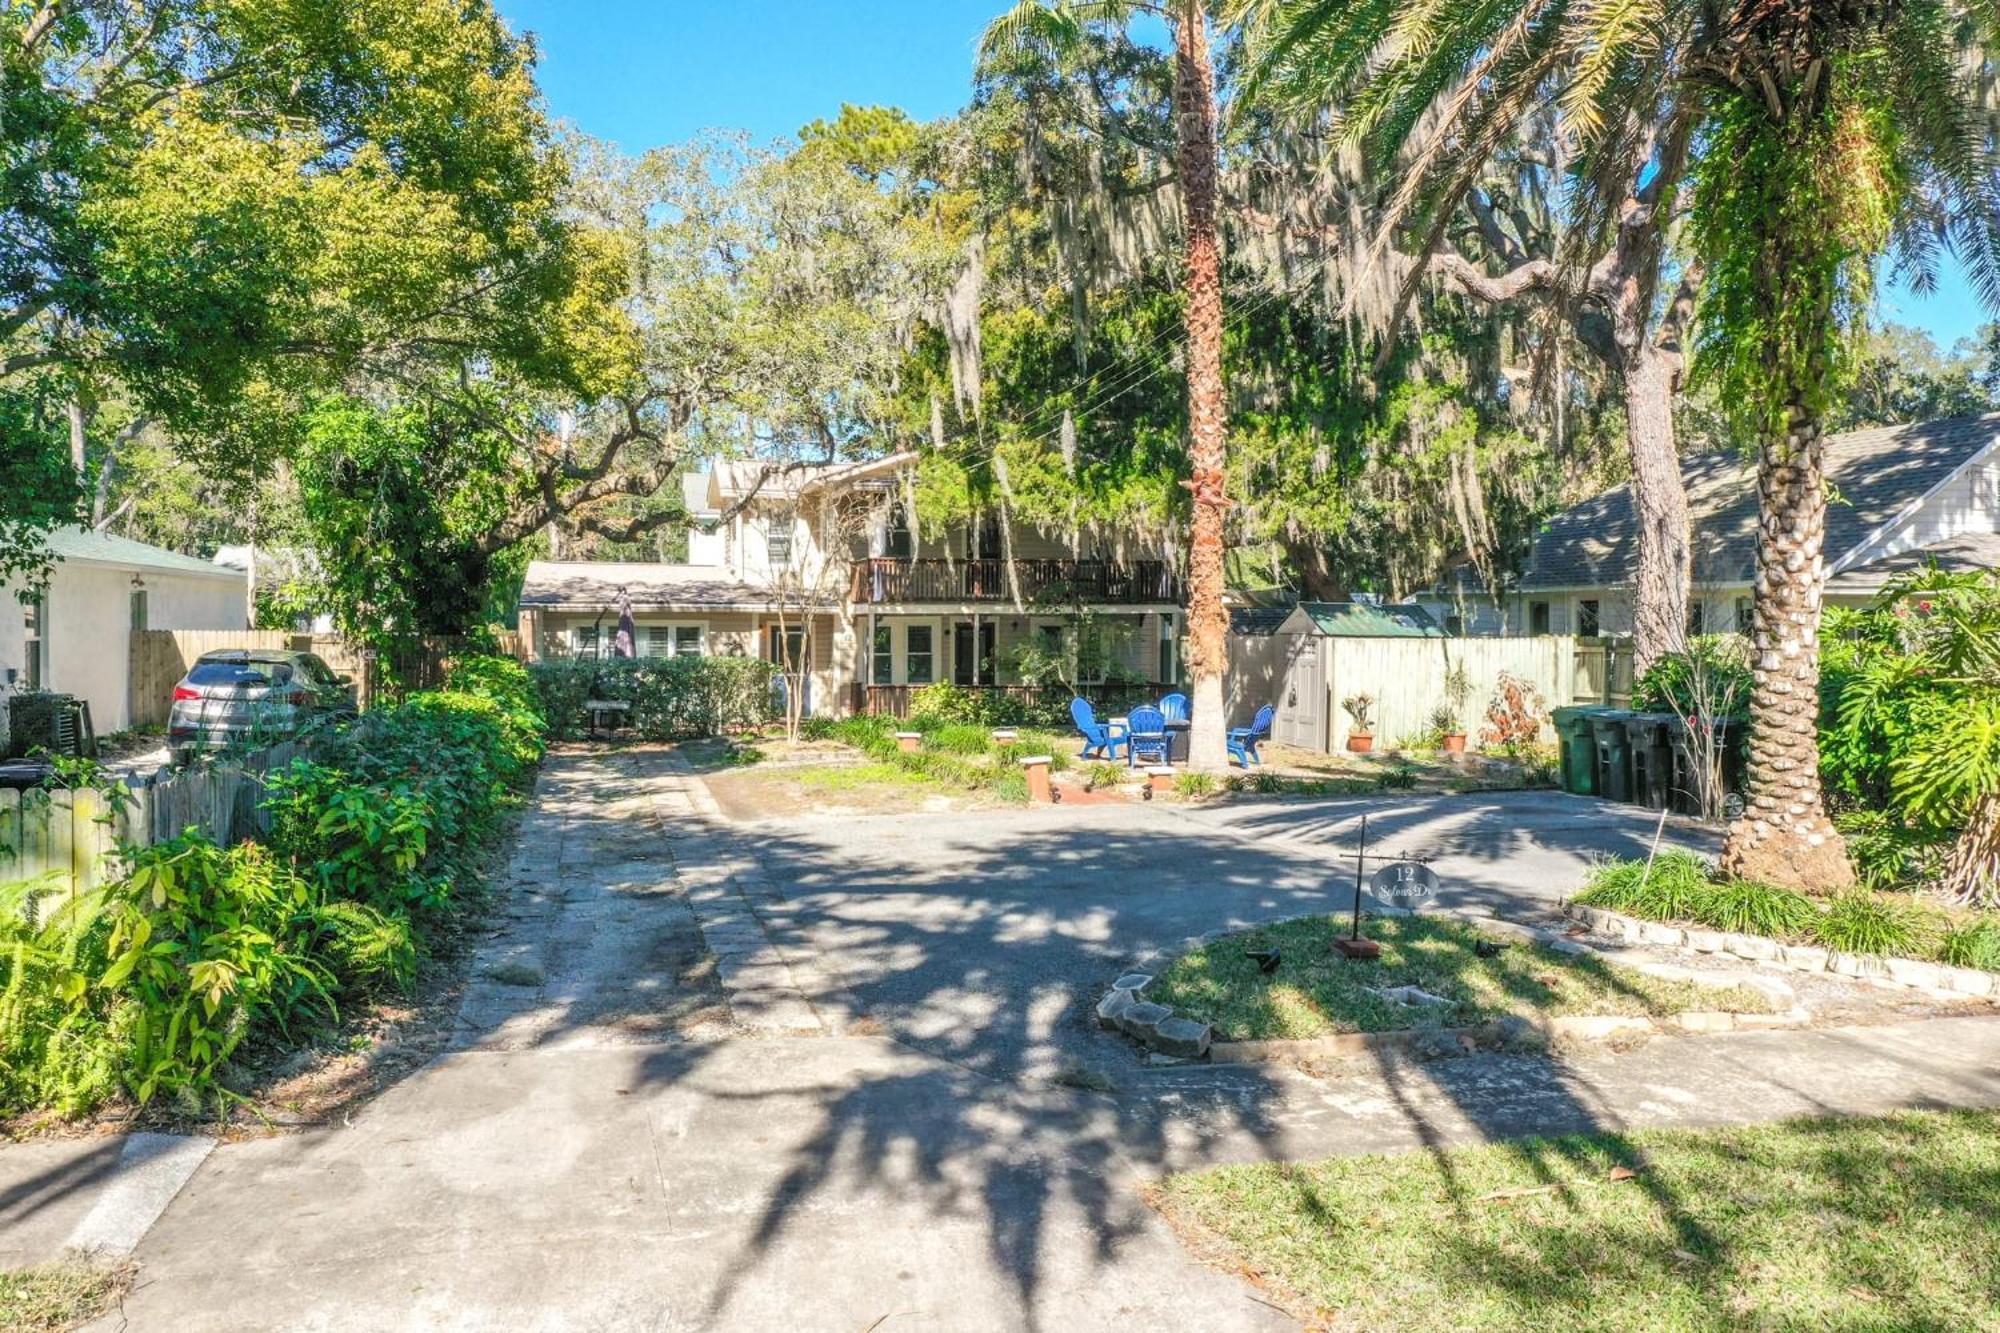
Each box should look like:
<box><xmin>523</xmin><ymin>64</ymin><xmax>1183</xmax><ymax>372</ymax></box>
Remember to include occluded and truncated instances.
<box><xmin>745</xmin><ymin>788</ymin><xmax>1716</xmax><ymax>1081</ymax></box>
<box><xmin>63</xmin><ymin>752</ymin><xmax>1999</xmax><ymax>1333</ymax></box>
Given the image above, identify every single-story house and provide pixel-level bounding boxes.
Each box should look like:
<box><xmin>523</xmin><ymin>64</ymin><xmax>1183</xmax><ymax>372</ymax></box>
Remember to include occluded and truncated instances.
<box><xmin>2</xmin><ymin>526</ymin><xmax>249</xmax><ymax>738</ymax></box>
<box><xmin>1424</xmin><ymin>413</ymin><xmax>2000</xmax><ymax>637</ymax></box>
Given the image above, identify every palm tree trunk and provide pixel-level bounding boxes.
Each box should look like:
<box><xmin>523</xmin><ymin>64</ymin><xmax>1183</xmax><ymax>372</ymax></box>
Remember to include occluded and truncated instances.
<box><xmin>1719</xmin><ymin>404</ymin><xmax>1854</xmax><ymax>890</ymax></box>
<box><xmin>1173</xmin><ymin>0</ymin><xmax>1230</xmax><ymax>771</ymax></box>
<box><xmin>1941</xmin><ymin>791</ymin><xmax>2000</xmax><ymax>908</ymax></box>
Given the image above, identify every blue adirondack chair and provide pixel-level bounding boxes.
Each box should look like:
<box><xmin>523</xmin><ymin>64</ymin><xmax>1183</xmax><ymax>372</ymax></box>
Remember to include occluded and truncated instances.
<box><xmin>1158</xmin><ymin>692</ymin><xmax>1190</xmax><ymax>723</ymax></box>
<box><xmin>1126</xmin><ymin>704</ymin><xmax>1171</xmax><ymax>768</ymax></box>
<box><xmin>1228</xmin><ymin>704</ymin><xmax>1275</xmax><ymax>768</ymax></box>
<box><xmin>1071</xmin><ymin>697</ymin><xmax>1128</xmax><ymax>760</ymax></box>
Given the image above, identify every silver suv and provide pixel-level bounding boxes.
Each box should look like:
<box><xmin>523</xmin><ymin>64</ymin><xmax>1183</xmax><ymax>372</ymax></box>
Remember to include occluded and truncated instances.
<box><xmin>167</xmin><ymin>650</ymin><xmax>357</xmax><ymax>761</ymax></box>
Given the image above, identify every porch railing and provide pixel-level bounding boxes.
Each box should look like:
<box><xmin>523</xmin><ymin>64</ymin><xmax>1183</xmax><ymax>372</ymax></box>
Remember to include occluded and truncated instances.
<box><xmin>851</xmin><ymin>681</ymin><xmax>1172</xmax><ymax>721</ymax></box>
<box><xmin>849</xmin><ymin>558</ymin><xmax>1179</xmax><ymax>606</ymax></box>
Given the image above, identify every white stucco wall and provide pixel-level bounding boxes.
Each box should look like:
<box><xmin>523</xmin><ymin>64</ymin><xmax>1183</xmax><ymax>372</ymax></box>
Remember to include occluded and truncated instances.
<box><xmin>26</xmin><ymin>561</ymin><xmax>246</xmax><ymax>733</ymax></box>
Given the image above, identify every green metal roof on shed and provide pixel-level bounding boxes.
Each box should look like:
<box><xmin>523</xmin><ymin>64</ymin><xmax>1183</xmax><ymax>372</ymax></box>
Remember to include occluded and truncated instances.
<box><xmin>1277</xmin><ymin>602</ymin><xmax>1445</xmax><ymax>637</ymax></box>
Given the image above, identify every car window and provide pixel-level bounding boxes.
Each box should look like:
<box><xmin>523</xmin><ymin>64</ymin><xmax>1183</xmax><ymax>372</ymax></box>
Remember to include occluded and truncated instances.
<box><xmin>186</xmin><ymin>661</ymin><xmax>293</xmax><ymax>686</ymax></box>
<box><xmin>301</xmin><ymin>655</ymin><xmax>341</xmax><ymax>685</ymax></box>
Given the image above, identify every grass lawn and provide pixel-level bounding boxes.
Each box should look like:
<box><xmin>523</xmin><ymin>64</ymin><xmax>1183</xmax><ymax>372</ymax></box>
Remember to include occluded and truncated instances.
<box><xmin>0</xmin><ymin>1261</ymin><xmax>133</xmax><ymax>1332</ymax></box>
<box><xmin>1145</xmin><ymin>914</ymin><xmax>1775</xmax><ymax>1040</ymax></box>
<box><xmin>1156</xmin><ymin>1109</ymin><xmax>2000</xmax><ymax>1331</ymax></box>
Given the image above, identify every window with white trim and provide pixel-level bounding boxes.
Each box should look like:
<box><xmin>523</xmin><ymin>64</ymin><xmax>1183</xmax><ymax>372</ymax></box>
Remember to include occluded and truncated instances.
<box><xmin>571</xmin><ymin>624</ymin><xmax>600</xmax><ymax>658</ymax></box>
<box><xmin>871</xmin><ymin>623</ymin><xmax>893</xmax><ymax>685</ymax></box>
<box><xmin>645</xmin><ymin>624</ymin><xmax>706</xmax><ymax>658</ymax></box>
<box><xmin>905</xmin><ymin>625</ymin><xmax>933</xmax><ymax>685</ymax></box>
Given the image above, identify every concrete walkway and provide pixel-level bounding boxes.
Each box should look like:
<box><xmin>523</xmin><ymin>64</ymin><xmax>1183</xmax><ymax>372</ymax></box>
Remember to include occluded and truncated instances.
<box><xmin>17</xmin><ymin>752</ymin><xmax>1993</xmax><ymax>1332</ymax></box>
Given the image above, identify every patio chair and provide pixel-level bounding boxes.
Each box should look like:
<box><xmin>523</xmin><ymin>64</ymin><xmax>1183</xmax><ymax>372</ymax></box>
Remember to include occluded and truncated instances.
<box><xmin>1126</xmin><ymin>704</ymin><xmax>1170</xmax><ymax>768</ymax></box>
<box><xmin>1071</xmin><ymin>697</ymin><xmax>1128</xmax><ymax>760</ymax></box>
<box><xmin>1227</xmin><ymin>704</ymin><xmax>1275</xmax><ymax>768</ymax></box>
<box><xmin>1158</xmin><ymin>692</ymin><xmax>1190</xmax><ymax>723</ymax></box>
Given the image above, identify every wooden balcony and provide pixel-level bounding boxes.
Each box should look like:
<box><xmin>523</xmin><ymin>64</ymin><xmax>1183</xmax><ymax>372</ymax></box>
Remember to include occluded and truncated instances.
<box><xmin>849</xmin><ymin>558</ymin><xmax>1179</xmax><ymax>606</ymax></box>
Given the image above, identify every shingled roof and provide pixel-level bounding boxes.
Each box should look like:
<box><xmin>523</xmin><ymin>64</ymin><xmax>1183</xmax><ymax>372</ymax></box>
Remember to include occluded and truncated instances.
<box><xmin>1520</xmin><ymin>414</ymin><xmax>2000</xmax><ymax>591</ymax></box>
<box><xmin>519</xmin><ymin>561</ymin><xmax>774</xmax><ymax>610</ymax></box>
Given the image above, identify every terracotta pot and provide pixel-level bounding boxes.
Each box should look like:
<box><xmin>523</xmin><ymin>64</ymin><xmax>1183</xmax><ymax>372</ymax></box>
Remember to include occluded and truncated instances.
<box><xmin>1347</xmin><ymin>733</ymin><xmax>1374</xmax><ymax>754</ymax></box>
<box><xmin>1442</xmin><ymin>733</ymin><xmax>1468</xmax><ymax>755</ymax></box>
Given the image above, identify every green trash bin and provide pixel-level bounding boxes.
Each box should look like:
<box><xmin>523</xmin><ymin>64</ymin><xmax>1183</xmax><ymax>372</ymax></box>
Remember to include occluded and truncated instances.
<box><xmin>1550</xmin><ymin>706</ymin><xmax>1599</xmax><ymax>796</ymax></box>
<box><xmin>1589</xmin><ymin>710</ymin><xmax>1636</xmax><ymax>804</ymax></box>
<box><xmin>1624</xmin><ymin>712</ymin><xmax>1677</xmax><ymax>811</ymax></box>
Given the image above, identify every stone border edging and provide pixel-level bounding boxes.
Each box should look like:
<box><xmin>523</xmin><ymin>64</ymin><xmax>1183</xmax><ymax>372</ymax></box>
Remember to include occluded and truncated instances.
<box><xmin>1095</xmin><ymin>973</ymin><xmax>1212</xmax><ymax>1058</ymax></box>
<box><xmin>1207</xmin><ymin>1005</ymin><xmax>1813</xmax><ymax>1065</ymax></box>
<box><xmin>1564</xmin><ymin>903</ymin><xmax>1999</xmax><ymax>999</ymax></box>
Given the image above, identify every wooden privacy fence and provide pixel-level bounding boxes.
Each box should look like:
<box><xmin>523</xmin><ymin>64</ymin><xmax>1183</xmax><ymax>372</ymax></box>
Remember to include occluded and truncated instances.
<box><xmin>128</xmin><ymin>630</ymin><xmax>525</xmax><ymax>729</ymax></box>
<box><xmin>1323</xmin><ymin>635</ymin><xmax>1581</xmax><ymax>750</ymax></box>
<box><xmin>1</xmin><ymin>740</ymin><xmax>308</xmax><ymax>900</ymax></box>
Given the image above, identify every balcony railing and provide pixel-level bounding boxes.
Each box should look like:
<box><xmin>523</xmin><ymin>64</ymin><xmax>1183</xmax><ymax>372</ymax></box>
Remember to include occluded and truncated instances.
<box><xmin>849</xmin><ymin>558</ymin><xmax>1179</xmax><ymax>606</ymax></box>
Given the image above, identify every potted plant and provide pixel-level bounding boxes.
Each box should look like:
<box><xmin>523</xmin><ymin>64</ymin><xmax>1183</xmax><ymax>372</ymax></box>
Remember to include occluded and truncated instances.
<box><xmin>1429</xmin><ymin>704</ymin><xmax>1467</xmax><ymax>754</ymax></box>
<box><xmin>1342</xmin><ymin>693</ymin><xmax>1376</xmax><ymax>753</ymax></box>
<box><xmin>1439</xmin><ymin>661</ymin><xmax>1472</xmax><ymax>754</ymax></box>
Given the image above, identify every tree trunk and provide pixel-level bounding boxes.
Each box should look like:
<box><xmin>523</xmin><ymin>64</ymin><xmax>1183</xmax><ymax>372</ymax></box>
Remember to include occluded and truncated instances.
<box><xmin>1623</xmin><ymin>345</ymin><xmax>1691</xmax><ymax>673</ymax></box>
<box><xmin>1174</xmin><ymin>1</ymin><xmax>1230</xmax><ymax>771</ymax></box>
<box><xmin>1941</xmin><ymin>791</ymin><xmax>2000</xmax><ymax>908</ymax></box>
<box><xmin>1719</xmin><ymin>406</ymin><xmax>1854</xmax><ymax>890</ymax></box>
<box><xmin>1284</xmin><ymin>539</ymin><xmax>1347</xmax><ymax>602</ymax></box>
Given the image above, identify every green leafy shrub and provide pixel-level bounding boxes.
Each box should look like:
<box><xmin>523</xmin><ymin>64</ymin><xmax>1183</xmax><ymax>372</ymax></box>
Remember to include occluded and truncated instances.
<box><xmin>528</xmin><ymin>656</ymin><xmax>776</xmax><ymax>741</ymax></box>
<box><xmin>309</xmin><ymin>900</ymin><xmax>417</xmax><ymax>997</ymax></box>
<box><xmin>1939</xmin><ymin>917</ymin><xmax>2000</xmax><ymax>972</ymax></box>
<box><xmin>1632</xmin><ymin>636</ymin><xmax>1753</xmax><ymax>719</ymax></box>
<box><xmin>1812</xmin><ymin>892</ymin><xmax>1930</xmax><ymax>958</ymax></box>
<box><xmin>1174</xmin><ymin>771</ymin><xmax>1217</xmax><ymax>797</ymax></box>
<box><xmin>926</xmin><ymin>723</ymin><xmax>996</xmax><ymax>755</ymax></box>
<box><xmin>0</xmin><ymin>877</ymin><xmax>119</xmax><ymax>1117</ymax></box>
<box><xmin>992</xmin><ymin>770</ymin><xmax>1029</xmax><ymax>803</ymax></box>
<box><xmin>1083</xmin><ymin>761</ymin><xmax>1127</xmax><ymax>791</ymax></box>
<box><xmin>103</xmin><ymin>836</ymin><xmax>333</xmax><ymax>1108</ymax></box>
<box><xmin>1576</xmin><ymin>851</ymin><xmax>1714</xmax><ymax>922</ymax></box>
<box><xmin>1695</xmin><ymin>879</ymin><xmax>1818</xmax><ymax>938</ymax></box>
<box><xmin>1834</xmin><ymin>809</ymin><xmax>1953</xmax><ymax>891</ymax></box>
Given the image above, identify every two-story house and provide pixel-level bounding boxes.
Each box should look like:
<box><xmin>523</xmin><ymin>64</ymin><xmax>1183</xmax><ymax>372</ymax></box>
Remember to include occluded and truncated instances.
<box><xmin>516</xmin><ymin>453</ymin><xmax>1186</xmax><ymax>717</ymax></box>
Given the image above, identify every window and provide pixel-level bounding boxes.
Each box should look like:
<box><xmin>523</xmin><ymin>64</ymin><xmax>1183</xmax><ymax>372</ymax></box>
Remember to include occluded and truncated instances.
<box><xmin>884</xmin><ymin>506</ymin><xmax>913</xmax><ymax>558</ymax></box>
<box><xmin>1735</xmin><ymin>597</ymin><xmax>1755</xmax><ymax>635</ymax></box>
<box><xmin>645</xmin><ymin>625</ymin><xmax>705</xmax><ymax>658</ymax></box>
<box><xmin>572</xmin><ymin>624</ymin><xmax>600</xmax><ymax>658</ymax></box>
<box><xmin>765</xmin><ymin>523</ymin><xmax>793</xmax><ymax>566</ymax></box>
<box><xmin>969</xmin><ymin>515</ymin><xmax>1001</xmax><ymax>561</ymax></box>
<box><xmin>1577</xmin><ymin>598</ymin><xmax>1601</xmax><ymax>639</ymax></box>
<box><xmin>129</xmin><ymin>590</ymin><xmax>148</xmax><ymax>632</ymax></box>
<box><xmin>1077</xmin><ymin>624</ymin><xmax>1105</xmax><ymax>684</ymax></box>
<box><xmin>1444</xmin><ymin>612</ymin><xmax>1465</xmax><ymax>636</ymax></box>
<box><xmin>905</xmin><ymin>625</ymin><xmax>933</xmax><ymax>684</ymax></box>
<box><xmin>24</xmin><ymin>594</ymin><xmax>44</xmax><ymax>689</ymax></box>
<box><xmin>1687</xmin><ymin>601</ymin><xmax>1706</xmax><ymax>636</ymax></box>
<box><xmin>1529</xmin><ymin>601</ymin><xmax>1551</xmax><ymax>635</ymax></box>
<box><xmin>871</xmin><ymin>623</ymin><xmax>893</xmax><ymax>685</ymax></box>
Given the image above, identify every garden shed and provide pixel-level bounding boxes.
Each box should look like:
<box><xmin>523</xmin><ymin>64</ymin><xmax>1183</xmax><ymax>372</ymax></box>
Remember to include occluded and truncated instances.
<box><xmin>1228</xmin><ymin>601</ymin><xmax>1579</xmax><ymax>753</ymax></box>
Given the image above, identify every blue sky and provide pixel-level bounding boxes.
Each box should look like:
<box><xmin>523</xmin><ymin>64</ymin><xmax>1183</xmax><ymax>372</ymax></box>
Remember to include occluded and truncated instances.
<box><xmin>497</xmin><ymin>1</ymin><xmax>1987</xmax><ymax>350</ymax></box>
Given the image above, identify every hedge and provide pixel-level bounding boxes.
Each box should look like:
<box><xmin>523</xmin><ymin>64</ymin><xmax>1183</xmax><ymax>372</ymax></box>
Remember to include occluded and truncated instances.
<box><xmin>529</xmin><ymin>657</ymin><xmax>777</xmax><ymax>741</ymax></box>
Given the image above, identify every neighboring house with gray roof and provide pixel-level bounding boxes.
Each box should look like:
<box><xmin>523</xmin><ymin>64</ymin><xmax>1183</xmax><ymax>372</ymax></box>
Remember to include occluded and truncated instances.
<box><xmin>517</xmin><ymin>454</ymin><xmax>1187</xmax><ymax>717</ymax></box>
<box><xmin>2</xmin><ymin>526</ymin><xmax>248</xmax><ymax>737</ymax></box>
<box><xmin>1418</xmin><ymin>413</ymin><xmax>2000</xmax><ymax>638</ymax></box>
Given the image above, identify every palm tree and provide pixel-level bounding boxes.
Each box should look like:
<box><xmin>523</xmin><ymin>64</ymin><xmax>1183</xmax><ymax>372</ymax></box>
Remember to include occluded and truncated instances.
<box><xmin>984</xmin><ymin>0</ymin><xmax>1234</xmax><ymax>771</ymax></box>
<box><xmin>1233</xmin><ymin>0</ymin><xmax>2000</xmax><ymax>891</ymax></box>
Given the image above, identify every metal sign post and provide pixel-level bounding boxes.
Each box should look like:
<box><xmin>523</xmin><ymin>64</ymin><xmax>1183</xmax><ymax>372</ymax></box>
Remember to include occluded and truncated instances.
<box><xmin>1335</xmin><ymin>814</ymin><xmax>1382</xmax><ymax>959</ymax></box>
